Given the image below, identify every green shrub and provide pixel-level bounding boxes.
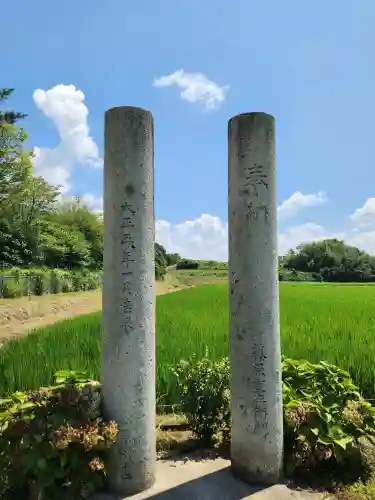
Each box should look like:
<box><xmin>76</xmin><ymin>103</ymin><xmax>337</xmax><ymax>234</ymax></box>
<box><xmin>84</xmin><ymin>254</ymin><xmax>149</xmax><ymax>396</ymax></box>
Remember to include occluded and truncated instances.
<box><xmin>50</xmin><ymin>271</ymin><xmax>62</xmax><ymax>293</ymax></box>
<box><xmin>72</xmin><ymin>273</ymin><xmax>85</xmax><ymax>292</ymax></box>
<box><xmin>171</xmin><ymin>349</ymin><xmax>230</xmax><ymax>443</ymax></box>
<box><xmin>61</xmin><ymin>278</ymin><xmax>74</xmax><ymax>293</ymax></box>
<box><xmin>49</xmin><ymin>270</ymin><xmax>62</xmax><ymax>294</ymax></box>
<box><xmin>0</xmin><ymin>371</ymin><xmax>117</xmax><ymax>500</ymax></box>
<box><xmin>0</xmin><ymin>268</ymin><xmax>101</xmax><ymax>298</ymax></box>
<box><xmin>85</xmin><ymin>275</ymin><xmax>99</xmax><ymax>291</ymax></box>
<box><xmin>155</xmin><ymin>263</ymin><xmax>166</xmax><ymax>281</ymax></box>
<box><xmin>32</xmin><ymin>272</ymin><xmax>50</xmax><ymax>296</ymax></box>
<box><xmin>172</xmin><ymin>354</ymin><xmax>375</xmax><ymax>481</ymax></box>
<box><xmin>1</xmin><ymin>278</ymin><xmax>26</xmax><ymax>298</ymax></box>
<box><xmin>282</xmin><ymin>358</ymin><xmax>375</xmax><ymax>479</ymax></box>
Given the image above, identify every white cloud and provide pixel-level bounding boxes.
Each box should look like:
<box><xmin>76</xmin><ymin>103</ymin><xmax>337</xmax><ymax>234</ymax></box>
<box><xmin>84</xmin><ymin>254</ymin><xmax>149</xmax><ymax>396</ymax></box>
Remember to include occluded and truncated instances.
<box><xmin>153</xmin><ymin>69</ymin><xmax>229</xmax><ymax>111</ymax></box>
<box><xmin>153</xmin><ymin>191</ymin><xmax>328</xmax><ymax>259</ymax></box>
<box><xmin>156</xmin><ymin>190</ymin><xmax>329</xmax><ymax>259</ymax></box>
<box><xmin>156</xmin><ymin>214</ymin><xmax>228</xmax><ymax>261</ymax></box>
<box><xmin>155</xmin><ymin>192</ymin><xmax>375</xmax><ymax>260</ymax></box>
<box><xmin>156</xmin><ymin>213</ymin><xmax>375</xmax><ymax>261</ymax></box>
<box><xmin>157</xmin><ymin>214</ymin><xmax>326</xmax><ymax>260</ymax></box>
<box><xmin>56</xmin><ymin>193</ymin><xmax>103</xmax><ymax>216</ymax></box>
<box><xmin>32</xmin><ymin>84</ymin><xmax>102</xmax><ymax>193</ymax></box>
<box><xmin>277</xmin><ymin>191</ymin><xmax>327</xmax><ymax>219</ymax></box>
<box><xmin>342</xmin><ymin>229</ymin><xmax>375</xmax><ymax>255</ymax></box>
<box><xmin>156</xmin><ymin>214</ymin><xmax>331</xmax><ymax>260</ymax></box>
<box><xmin>80</xmin><ymin>193</ymin><xmax>103</xmax><ymax>214</ymax></box>
<box><xmin>277</xmin><ymin>223</ymin><xmax>328</xmax><ymax>255</ymax></box>
<box><xmin>349</xmin><ymin>198</ymin><xmax>375</xmax><ymax>227</ymax></box>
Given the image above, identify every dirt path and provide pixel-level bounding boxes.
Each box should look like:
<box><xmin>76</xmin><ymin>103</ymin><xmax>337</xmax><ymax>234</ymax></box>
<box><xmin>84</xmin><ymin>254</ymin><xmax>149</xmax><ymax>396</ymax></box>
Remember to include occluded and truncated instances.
<box><xmin>0</xmin><ymin>279</ymin><xmax>185</xmax><ymax>345</ymax></box>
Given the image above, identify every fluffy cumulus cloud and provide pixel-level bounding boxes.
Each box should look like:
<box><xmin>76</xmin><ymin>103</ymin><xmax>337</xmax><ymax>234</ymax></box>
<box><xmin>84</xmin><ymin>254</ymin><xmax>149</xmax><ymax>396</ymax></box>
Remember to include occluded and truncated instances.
<box><xmin>153</xmin><ymin>69</ymin><xmax>229</xmax><ymax>111</ymax></box>
<box><xmin>277</xmin><ymin>191</ymin><xmax>327</xmax><ymax>219</ymax></box>
<box><xmin>156</xmin><ymin>214</ymin><xmax>375</xmax><ymax>260</ymax></box>
<box><xmin>156</xmin><ymin>214</ymin><xmax>228</xmax><ymax>260</ymax></box>
<box><xmin>156</xmin><ymin>191</ymin><xmax>329</xmax><ymax>260</ymax></box>
<box><xmin>156</xmin><ymin>217</ymin><xmax>329</xmax><ymax>260</ymax></box>
<box><xmin>345</xmin><ymin>230</ymin><xmax>375</xmax><ymax>254</ymax></box>
<box><xmin>349</xmin><ymin>198</ymin><xmax>375</xmax><ymax>227</ymax></box>
<box><xmin>277</xmin><ymin>223</ymin><xmax>328</xmax><ymax>255</ymax></box>
<box><xmin>32</xmin><ymin>84</ymin><xmax>102</xmax><ymax>193</ymax></box>
<box><xmin>80</xmin><ymin>193</ymin><xmax>103</xmax><ymax>214</ymax></box>
<box><xmin>156</xmin><ymin>193</ymin><xmax>375</xmax><ymax>260</ymax></box>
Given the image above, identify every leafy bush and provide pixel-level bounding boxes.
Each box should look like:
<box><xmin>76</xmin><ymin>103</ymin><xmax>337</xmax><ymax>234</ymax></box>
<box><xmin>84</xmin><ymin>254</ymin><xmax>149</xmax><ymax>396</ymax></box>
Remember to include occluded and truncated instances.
<box><xmin>61</xmin><ymin>278</ymin><xmax>74</xmax><ymax>293</ymax></box>
<box><xmin>171</xmin><ymin>349</ymin><xmax>230</xmax><ymax>443</ymax></box>
<box><xmin>32</xmin><ymin>271</ymin><xmax>49</xmax><ymax>296</ymax></box>
<box><xmin>70</xmin><ymin>272</ymin><xmax>101</xmax><ymax>292</ymax></box>
<box><xmin>49</xmin><ymin>270</ymin><xmax>61</xmax><ymax>294</ymax></box>
<box><xmin>1</xmin><ymin>278</ymin><xmax>26</xmax><ymax>298</ymax></box>
<box><xmin>85</xmin><ymin>275</ymin><xmax>99</xmax><ymax>290</ymax></box>
<box><xmin>0</xmin><ymin>371</ymin><xmax>117</xmax><ymax>499</ymax></box>
<box><xmin>71</xmin><ymin>273</ymin><xmax>85</xmax><ymax>292</ymax></box>
<box><xmin>0</xmin><ymin>268</ymin><xmax>101</xmax><ymax>298</ymax></box>
<box><xmin>282</xmin><ymin>358</ymin><xmax>375</xmax><ymax>478</ymax></box>
<box><xmin>172</xmin><ymin>354</ymin><xmax>375</xmax><ymax>480</ymax></box>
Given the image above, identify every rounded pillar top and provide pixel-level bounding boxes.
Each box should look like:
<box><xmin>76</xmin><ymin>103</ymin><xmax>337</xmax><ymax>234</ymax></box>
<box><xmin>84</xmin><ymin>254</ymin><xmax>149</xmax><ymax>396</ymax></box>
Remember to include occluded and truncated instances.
<box><xmin>228</xmin><ymin>112</ymin><xmax>274</xmax><ymax>125</ymax></box>
<box><xmin>105</xmin><ymin>106</ymin><xmax>153</xmax><ymax>119</ymax></box>
<box><xmin>228</xmin><ymin>112</ymin><xmax>275</xmax><ymax>143</ymax></box>
<box><xmin>104</xmin><ymin>106</ymin><xmax>154</xmax><ymax>146</ymax></box>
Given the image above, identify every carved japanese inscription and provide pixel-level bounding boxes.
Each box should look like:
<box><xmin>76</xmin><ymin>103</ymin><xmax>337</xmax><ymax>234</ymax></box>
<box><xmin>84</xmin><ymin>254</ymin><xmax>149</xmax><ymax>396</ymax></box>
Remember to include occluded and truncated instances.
<box><xmin>251</xmin><ymin>343</ymin><xmax>269</xmax><ymax>432</ymax></box>
<box><xmin>119</xmin><ymin>200</ymin><xmax>136</xmax><ymax>335</ymax></box>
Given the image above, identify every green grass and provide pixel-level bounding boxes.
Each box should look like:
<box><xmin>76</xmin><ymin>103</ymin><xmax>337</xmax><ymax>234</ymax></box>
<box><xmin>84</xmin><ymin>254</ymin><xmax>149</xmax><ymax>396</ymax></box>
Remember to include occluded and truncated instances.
<box><xmin>1</xmin><ymin>283</ymin><xmax>375</xmax><ymax>409</ymax></box>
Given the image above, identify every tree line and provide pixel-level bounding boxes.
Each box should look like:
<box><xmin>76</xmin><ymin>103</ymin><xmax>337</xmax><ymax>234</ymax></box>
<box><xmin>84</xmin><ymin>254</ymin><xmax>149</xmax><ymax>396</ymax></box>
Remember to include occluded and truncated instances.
<box><xmin>282</xmin><ymin>239</ymin><xmax>375</xmax><ymax>282</ymax></box>
<box><xmin>0</xmin><ymin>88</ymin><xmax>179</xmax><ymax>279</ymax></box>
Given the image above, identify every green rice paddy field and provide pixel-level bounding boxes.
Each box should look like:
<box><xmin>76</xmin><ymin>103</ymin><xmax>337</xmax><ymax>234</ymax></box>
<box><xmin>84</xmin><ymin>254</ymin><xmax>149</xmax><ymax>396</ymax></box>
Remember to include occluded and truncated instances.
<box><xmin>1</xmin><ymin>282</ymin><xmax>375</xmax><ymax>408</ymax></box>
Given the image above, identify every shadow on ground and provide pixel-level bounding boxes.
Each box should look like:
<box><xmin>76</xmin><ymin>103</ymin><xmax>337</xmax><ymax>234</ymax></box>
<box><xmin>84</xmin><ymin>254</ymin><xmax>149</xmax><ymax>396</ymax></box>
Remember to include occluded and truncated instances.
<box><xmin>92</xmin><ymin>451</ymin><xmax>328</xmax><ymax>500</ymax></box>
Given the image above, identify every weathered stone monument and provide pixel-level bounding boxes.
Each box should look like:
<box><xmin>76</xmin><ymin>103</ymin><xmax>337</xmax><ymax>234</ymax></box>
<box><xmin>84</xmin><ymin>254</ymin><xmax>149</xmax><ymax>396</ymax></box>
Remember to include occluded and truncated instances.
<box><xmin>228</xmin><ymin>112</ymin><xmax>283</xmax><ymax>485</ymax></box>
<box><xmin>102</xmin><ymin>106</ymin><xmax>156</xmax><ymax>496</ymax></box>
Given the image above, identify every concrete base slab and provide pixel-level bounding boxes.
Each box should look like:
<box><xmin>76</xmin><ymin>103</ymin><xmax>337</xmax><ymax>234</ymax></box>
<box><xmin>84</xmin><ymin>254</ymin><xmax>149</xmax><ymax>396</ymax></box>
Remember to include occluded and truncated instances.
<box><xmin>92</xmin><ymin>453</ymin><xmax>329</xmax><ymax>500</ymax></box>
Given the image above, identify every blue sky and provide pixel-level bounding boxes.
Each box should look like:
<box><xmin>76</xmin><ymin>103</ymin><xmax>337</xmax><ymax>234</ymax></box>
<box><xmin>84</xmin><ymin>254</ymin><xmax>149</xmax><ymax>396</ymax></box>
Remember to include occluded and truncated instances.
<box><xmin>3</xmin><ymin>0</ymin><xmax>375</xmax><ymax>259</ymax></box>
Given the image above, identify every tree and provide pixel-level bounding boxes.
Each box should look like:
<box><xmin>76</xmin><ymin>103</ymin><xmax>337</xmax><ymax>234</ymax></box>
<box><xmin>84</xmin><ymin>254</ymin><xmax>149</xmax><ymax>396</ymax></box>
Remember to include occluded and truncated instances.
<box><xmin>40</xmin><ymin>221</ymin><xmax>91</xmax><ymax>269</ymax></box>
<box><xmin>165</xmin><ymin>252</ymin><xmax>180</xmax><ymax>266</ymax></box>
<box><xmin>283</xmin><ymin>239</ymin><xmax>375</xmax><ymax>282</ymax></box>
<box><xmin>0</xmin><ymin>88</ymin><xmax>27</xmax><ymax>124</ymax></box>
<box><xmin>0</xmin><ymin>88</ymin><xmax>32</xmax><ymax>209</ymax></box>
<box><xmin>44</xmin><ymin>199</ymin><xmax>104</xmax><ymax>269</ymax></box>
<box><xmin>0</xmin><ymin>90</ymin><xmax>60</xmax><ymax>267</ymax></box>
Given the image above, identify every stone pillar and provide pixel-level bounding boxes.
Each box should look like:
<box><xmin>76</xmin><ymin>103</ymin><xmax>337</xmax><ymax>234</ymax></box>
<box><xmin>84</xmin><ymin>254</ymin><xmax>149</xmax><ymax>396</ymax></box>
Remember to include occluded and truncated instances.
<box><xmin>102</xmin><ymin>106</ymin><xmax>156</xmax><ymax>496</ymax></box>
<box><xmin>228</xmin><ymin>112</ymin><xmax>283</xmax><ymax>485</ymax></box>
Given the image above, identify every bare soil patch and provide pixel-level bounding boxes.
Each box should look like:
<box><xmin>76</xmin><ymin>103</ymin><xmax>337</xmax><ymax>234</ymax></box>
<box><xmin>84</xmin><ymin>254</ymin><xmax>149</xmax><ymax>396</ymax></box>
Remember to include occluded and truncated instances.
<box><xmin>0</xmin><ymin>291</ymin><xmax>102</xmax><ymax>344</ymax></box>
<box><xmin>0</xmin><ymin>277</ymin><xmax>187</xmax><ymax>344</ymax></box>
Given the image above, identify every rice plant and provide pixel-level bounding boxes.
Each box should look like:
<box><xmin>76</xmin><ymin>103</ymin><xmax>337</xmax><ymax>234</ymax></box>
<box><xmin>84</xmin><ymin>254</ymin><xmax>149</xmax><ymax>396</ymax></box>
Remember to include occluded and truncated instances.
<box><xmin>1</xmin><ymin>283</ymin><xmax>375</xmax><ymax>407</ymax></box>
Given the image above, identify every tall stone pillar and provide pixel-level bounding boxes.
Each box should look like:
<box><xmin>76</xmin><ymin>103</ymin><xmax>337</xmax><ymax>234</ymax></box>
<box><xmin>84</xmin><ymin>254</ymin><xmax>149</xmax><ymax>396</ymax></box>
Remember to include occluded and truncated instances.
<box><xmin>102</xmin><ymin>106</ymin><xmax>156</xmax><ymax>496</ymax></box>
<box><xmin>228</xmin><ymin>112</ymin><xmax>283</xmax><ymax>485</ymax></box>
